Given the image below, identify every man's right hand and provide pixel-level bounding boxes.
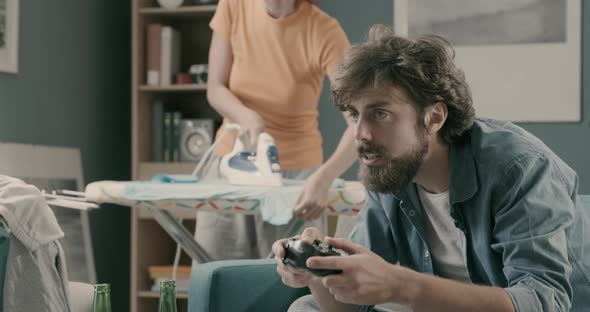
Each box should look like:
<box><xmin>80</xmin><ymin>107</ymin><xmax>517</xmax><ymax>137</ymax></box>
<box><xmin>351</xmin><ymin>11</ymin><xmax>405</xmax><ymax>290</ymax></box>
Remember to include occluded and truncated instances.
<box><xmin>273</xmin><ymin>227</ymin><xmax>323</xmax><ymax>288</ymax></box>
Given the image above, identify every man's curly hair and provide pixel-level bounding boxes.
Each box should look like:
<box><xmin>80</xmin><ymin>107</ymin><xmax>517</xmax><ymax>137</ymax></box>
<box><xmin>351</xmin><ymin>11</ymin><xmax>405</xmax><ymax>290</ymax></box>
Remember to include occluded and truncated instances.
<box><xmin>331</xmin><ymin>25</ymin><xmax>475</xmax><ymax>144</ymax></box>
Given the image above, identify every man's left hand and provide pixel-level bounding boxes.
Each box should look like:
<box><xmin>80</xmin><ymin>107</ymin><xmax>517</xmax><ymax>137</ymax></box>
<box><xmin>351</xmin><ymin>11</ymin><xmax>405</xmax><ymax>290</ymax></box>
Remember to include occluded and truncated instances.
<box><xmin>294</xmin><ymin>171</ymin><xmax>331</xmax><ymax>220</ymax></box>
<box><xmin>307</xmin><ymin>237</ymin><xmax>420</xmax><ymax>306</ymax></box>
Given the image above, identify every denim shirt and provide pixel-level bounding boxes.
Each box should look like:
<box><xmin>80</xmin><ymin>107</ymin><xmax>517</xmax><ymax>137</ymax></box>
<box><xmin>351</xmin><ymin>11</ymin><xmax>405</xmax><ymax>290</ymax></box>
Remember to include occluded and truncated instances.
<box><xmin>351</xmin><ymin>119</ymin><xmax>590</xmax><ymax>312</ymax></box>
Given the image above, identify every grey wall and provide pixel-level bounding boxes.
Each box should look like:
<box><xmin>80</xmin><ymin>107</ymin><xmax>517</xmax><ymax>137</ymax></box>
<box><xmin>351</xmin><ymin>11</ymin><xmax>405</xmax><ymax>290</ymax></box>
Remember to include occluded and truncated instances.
<box><xmin>0</xmin><ymin>0</ymin><xmax>131</xmax><ymax>310</ymax></box>
<box><xmin>519</xmin><ymin>3</ymin><xmax>590</xmax><ymax>194</ymax></box>
<box><xmin>318</xmin><ymin>0</ymin><xmax>394</xmax><ymax>180</ymax></box>
<box><xmin>319</xmin><ymin>1</ymin><xmax>590</xmax><ymax>194</ymax></box>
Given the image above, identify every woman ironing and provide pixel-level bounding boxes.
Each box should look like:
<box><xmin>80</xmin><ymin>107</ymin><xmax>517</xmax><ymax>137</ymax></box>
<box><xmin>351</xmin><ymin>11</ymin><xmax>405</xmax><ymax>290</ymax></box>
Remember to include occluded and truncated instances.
<box><xmin>195</xmin><ymin>0</ymin><xmax>356</xmax><ymax>260</ymax></box>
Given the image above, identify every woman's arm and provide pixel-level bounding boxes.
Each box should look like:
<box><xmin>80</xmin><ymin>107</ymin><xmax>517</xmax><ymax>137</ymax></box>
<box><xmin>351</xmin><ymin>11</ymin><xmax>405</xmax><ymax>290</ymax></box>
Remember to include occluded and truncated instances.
<box><xmin>207</xmin><ymin>31</ymin><xmax>265</xmax><ymax>148</ymax></box>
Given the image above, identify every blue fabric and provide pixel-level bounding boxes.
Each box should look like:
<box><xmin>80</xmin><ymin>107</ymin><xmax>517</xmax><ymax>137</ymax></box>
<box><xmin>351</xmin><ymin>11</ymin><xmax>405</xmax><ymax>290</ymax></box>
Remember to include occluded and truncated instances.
<box><xmin>150</xmin><ymin>174</ymin><xmax>199</xmax><ymax>183</ymax></box>
<box><xmin>188</xmin><ymin>259</ymin><xmax>309</xmax><ymax>312</ymax></box>
<box><xmin>350</xmin><ymin>119</ymin><xmax>590</xmax><ymax>312</ymax></box>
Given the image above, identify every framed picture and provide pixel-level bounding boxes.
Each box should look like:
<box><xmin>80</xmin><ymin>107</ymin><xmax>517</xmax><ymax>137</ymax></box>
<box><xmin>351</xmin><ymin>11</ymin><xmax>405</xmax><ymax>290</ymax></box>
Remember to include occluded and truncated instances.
<box><xmin>0</xmin><ymin>0</ymin><xmax>18</xmax><ymax>73</ymax></box>
<box><xmin>394</xmin><ymin>0</ymin><xmax>581</xmax><ymax>122</ymax></box>
<box><xmin>0</xmin><ymin>143</ymin><xmax>97</xmax><ymax>284</ymax></box>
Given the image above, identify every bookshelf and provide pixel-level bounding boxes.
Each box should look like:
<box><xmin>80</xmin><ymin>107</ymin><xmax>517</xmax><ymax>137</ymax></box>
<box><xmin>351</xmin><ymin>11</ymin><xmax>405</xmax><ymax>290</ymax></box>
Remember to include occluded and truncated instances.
<box><xmin>138</xmin><ymin>291</ymin><xmax>190</xmax><ymax>299</ymax></box>
<box><xmin>131</xmin><ymin>1</ymin><xmax>219</xmax><ymax>311</ymax></box>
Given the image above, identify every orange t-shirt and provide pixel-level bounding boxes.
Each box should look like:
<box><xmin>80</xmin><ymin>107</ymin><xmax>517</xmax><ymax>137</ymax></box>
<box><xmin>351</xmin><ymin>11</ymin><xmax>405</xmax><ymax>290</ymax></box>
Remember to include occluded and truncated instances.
<box><xmin>210</xmin><ymin>0</ymin><xmax>350</xmax><ymax>170</ymax></box>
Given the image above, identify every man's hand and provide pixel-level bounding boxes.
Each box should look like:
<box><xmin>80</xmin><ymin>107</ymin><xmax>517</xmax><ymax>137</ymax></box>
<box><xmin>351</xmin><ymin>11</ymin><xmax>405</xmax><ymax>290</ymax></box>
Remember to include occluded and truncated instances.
<box><xmin>294</xmin><ymin>171</ymin><xmax>332</xmax><ymax>220</ymax></box>
<box><xmin>273</xmin><ymin>227</ymin><xmax>323</xmax><ymax>288</ymax></box>
<box><xmin>307</xmin><ymin>237</ymin><xmax>420</xmax><ymax>306</ymax></box>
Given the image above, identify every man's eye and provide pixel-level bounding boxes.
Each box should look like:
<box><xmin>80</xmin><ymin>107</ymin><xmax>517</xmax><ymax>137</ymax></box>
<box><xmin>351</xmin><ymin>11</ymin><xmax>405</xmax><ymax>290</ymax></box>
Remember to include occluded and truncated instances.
<box><xmin>374</xmin><ymin>110</ymin><xmax>387</xmax><ymax>120</ymax></box>
<box><xmin>349</xmin><ymin>111</ymin><xmax>359</xmax><ymax>120</ymax></box>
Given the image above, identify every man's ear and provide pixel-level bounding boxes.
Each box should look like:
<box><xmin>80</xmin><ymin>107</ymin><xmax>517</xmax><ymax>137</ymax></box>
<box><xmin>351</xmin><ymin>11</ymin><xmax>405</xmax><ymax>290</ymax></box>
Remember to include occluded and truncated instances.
<box><xmin>424</xmin><ymin>102</ymin><xmax>448</xmax><ymax>136</ymax></box>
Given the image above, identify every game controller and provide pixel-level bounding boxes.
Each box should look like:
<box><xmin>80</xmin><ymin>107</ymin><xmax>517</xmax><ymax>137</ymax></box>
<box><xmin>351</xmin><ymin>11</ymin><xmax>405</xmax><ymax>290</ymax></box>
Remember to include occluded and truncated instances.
<box><xmin>282</xmin><ymin>237</ymin><xmax>343</xmax><ymax>276</ymax></box>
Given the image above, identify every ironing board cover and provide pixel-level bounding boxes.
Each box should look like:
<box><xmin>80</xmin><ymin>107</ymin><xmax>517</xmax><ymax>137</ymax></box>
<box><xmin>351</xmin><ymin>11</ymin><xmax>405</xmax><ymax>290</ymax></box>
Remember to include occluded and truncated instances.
<box><xmin>85</xmin><ymin>180</ymin><xmax>366</xmax><ymax>218</ymax></box>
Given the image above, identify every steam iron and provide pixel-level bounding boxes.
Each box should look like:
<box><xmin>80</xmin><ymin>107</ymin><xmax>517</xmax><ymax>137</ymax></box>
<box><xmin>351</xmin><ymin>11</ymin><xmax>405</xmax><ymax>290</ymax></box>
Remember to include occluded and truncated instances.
<box><xmin>220</xmin><ymin>130</ymin><xmax>283</xmax><ymax>187</ymax></box>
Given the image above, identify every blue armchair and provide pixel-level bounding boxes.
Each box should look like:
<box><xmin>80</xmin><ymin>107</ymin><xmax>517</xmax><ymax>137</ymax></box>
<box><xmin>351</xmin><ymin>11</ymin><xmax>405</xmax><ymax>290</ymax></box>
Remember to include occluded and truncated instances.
<box><xmin>188</xmin><ymin>196</ymin><xmax>590</xmax><ymax>312</ymax></box>
<box><xmin>188</xmin><ymin>259</ymin><xmax>310</xmax><ymax>312</ymax></box>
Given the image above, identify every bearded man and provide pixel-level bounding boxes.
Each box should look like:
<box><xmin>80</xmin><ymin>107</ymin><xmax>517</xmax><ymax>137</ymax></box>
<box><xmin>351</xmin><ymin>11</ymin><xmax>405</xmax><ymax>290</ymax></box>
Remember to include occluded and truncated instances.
<box><xmin>272</xmin><ymin>26</ymin><xmax>590</xmax><ymax>312</ymax></box>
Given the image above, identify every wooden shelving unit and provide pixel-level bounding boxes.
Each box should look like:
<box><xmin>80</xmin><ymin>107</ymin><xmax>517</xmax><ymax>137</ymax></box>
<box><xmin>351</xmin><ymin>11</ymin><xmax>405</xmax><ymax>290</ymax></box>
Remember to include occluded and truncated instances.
<box><xmin>138</xmin><ymin>291</ymin><xmax>190</xmax><ymax>299</ymax></box>
<box><xmin>131</xmin><ymin>1</ymin><xmax>219</xmax><ymax>311</ymax></box>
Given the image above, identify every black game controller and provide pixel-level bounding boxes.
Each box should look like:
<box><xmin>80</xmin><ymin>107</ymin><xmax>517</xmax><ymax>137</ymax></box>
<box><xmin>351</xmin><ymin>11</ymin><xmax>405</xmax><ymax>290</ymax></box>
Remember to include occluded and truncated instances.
<box><xmin>282</xmin><ymin>237</ymin><xmax>342</xmax><ymax>276</ymax></box>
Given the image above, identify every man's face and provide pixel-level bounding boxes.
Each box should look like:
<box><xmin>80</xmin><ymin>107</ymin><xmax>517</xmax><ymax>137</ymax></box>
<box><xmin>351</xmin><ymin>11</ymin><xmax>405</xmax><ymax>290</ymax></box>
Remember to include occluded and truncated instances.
<box><xmin>346</xmin><ymin>86</ymin><xmax>429</xmax><ymax>195</ymax></box>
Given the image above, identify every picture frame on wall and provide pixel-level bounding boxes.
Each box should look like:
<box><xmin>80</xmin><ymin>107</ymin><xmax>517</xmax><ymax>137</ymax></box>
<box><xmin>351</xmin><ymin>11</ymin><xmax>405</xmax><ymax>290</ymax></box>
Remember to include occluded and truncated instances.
<box><xmin>0</xmin><ymin>0</ymin><xmax>18</xmax><ymax>73</ymax></box>
<box><xmin>394</xmin><ymin>0</ymin><xmax>581</xmax><ymax>122</ymax></box>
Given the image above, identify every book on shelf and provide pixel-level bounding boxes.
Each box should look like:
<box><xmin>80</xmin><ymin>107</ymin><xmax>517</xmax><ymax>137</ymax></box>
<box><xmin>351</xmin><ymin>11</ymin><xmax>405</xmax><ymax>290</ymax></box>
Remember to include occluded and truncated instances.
<box><xmin>145</xmin><ymin>24</ymin><xmax>181</xmax><ymax>86</ymax></box>
<box><xmin>172</xmin><ymin>111</ymin><xmax>182</xmax><ymax>161</ymax></box>
<box><xmin>160</xmin><ymin>26</ymin><xmax>181</xmax><ymax>86</ymax></box>
<box><xmin>160</xmin><ymin>109</ymin><xmax>183</xmax><ymax>162</ymax></box>
<box><xmin>146</xmin><ymin>23</ymin><xmax>162</xmax><ymax>86</ymax></box>
<box><xmin>151</xmin><ymin>100</ymin><xmax>164</xmax><ymax>162</ymax></box>
<box><xmin>149</xmin><ymin>265</ymin><xmax>192</xmax><ymax>279</ymax></box>
<box><xmin>163</xmin><ymin>112</ymin><xmax>172</xmax><ymax>162</ymax></box>
<box><xmin>148</xmin><ymin>265</ymin><xmax>191</xmax><ymax>293</ymax></box>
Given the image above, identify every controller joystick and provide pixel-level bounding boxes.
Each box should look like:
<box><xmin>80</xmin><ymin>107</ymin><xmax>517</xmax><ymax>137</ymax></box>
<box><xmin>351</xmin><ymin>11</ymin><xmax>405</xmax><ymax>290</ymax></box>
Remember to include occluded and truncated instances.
<box><xmin>282</xmin><ymin>237</ymin><xmax>342</xmax><ymax>276</ymax></box>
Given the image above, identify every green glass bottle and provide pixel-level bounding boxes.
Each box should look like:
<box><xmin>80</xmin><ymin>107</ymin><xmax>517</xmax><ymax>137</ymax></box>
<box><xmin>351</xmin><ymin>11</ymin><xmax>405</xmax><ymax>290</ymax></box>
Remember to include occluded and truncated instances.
<box><xmin>158</xmin><ymin>280</ymin><xmax>178</xmax><ymax>312</ymax></box>
<box><xmin>92</xmin><ymin>283</ymin><xmax>112</xmax><ymax>312</ymax></box>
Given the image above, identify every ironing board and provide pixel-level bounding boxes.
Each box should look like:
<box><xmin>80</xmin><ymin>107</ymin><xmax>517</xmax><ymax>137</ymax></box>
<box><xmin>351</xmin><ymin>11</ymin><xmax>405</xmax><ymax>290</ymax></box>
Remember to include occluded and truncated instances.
<box><xmin>84</xmin><ymin>180</ymin><xmax>366</xmax><ymax>216</ymax></box>
<box><xmin>50</xmin><ymin>180</ymin><xmax>367</xmax><ymax>263</ymax></box>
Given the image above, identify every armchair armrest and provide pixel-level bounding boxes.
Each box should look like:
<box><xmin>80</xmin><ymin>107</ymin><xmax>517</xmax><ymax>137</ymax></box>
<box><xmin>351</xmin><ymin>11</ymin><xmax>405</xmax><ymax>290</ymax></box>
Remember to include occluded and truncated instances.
<box><xmin>188</xmin><ymin>259</ymin><xmax>310</xmax><ymax>312</ymax></box>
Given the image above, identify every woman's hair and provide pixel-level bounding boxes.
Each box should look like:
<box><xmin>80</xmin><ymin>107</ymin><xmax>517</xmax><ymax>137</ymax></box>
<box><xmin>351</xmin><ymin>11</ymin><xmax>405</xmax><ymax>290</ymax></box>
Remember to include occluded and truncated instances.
<box><xmin>331</xmin><ymin>25</ymin><xmax>475</xmax><ymax>144</ymax></box>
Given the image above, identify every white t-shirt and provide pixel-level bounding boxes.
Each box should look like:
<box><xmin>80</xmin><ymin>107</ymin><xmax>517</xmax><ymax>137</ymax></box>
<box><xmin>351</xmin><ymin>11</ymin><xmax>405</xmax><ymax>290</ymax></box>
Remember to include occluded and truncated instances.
<box><xmin>418</xmin><ymin>185</ymin><xmax>471</xmax><ymax>283</ymax></box>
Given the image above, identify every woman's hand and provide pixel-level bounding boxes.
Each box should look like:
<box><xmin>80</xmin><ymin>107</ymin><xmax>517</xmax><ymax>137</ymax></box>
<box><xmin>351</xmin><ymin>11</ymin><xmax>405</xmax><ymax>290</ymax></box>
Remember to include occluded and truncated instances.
<box><xmin>294</xmin><ymin>171</ymin><xmax>332</xmax><ymax>220</ymax></box>
<box><xmin>238</xmin><ymin>110</ymin><xmax>266</xmax><ymax>151</ymax></box>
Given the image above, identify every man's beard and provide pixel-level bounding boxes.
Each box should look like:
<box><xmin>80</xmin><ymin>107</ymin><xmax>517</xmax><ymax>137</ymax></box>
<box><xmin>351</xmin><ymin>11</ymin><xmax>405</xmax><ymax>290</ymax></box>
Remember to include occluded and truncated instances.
<box><xmin>358</xmin><ymin>135</ymin><xmax>428</xmax><ymax>195</ymax></box>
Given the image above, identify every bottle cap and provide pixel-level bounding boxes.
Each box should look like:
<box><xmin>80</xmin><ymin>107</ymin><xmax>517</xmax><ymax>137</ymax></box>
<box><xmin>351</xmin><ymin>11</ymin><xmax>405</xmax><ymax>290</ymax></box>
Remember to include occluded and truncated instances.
<box><xmin>95</xmin><ymin>283</ymin><xmax>111</xmax><ymax>293</ymax></box>
<box><xmin>160</xmin><ymin>280</ymin><xmax>176</xmax><ymax>288</ymax></box>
